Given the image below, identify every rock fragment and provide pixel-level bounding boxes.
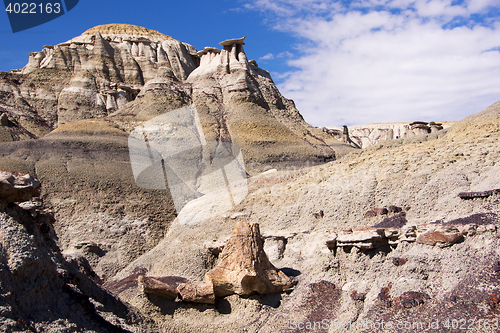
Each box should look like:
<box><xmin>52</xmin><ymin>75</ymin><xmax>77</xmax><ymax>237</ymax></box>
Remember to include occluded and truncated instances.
<box><xmin>137</xmin><ymin>276</ymin><xmax>178</xmax><ymax>300</ymax></box>
<box><xmin>416</xmin><ymin>224</ymin><xmax>463</xmax><ymax>247</ymax></box>
<box><xmin>177</xmin><ymin>283</ymin><xmax>215</xmax><ymax>304</ymax></box>
<box><xmin>336</xmin><ymin>227</ymin><xmax>387</xmax><ymax>250</ymax></box>
<box><xmin>0</xmin><ymin>169</ymin><xmax>41</xmax><ymax>203</ymax></box>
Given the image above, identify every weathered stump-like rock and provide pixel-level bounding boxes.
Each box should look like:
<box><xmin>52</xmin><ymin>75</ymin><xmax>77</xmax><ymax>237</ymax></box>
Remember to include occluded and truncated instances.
<box><xmin>205</xmin><ymin>221</ymin><xmax>293</xmax><ymax>297</ymax></box>
<box><xmin>0</xmin><ymin>169</ymin><xmax>41</xmax><ymax>203</ymax></box>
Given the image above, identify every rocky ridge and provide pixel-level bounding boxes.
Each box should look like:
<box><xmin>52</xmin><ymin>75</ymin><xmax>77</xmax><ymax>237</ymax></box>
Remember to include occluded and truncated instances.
<box><xmin>325</xmin><ymin>121</ymin><xmax>455</xmax><ymax>149</ymax></box>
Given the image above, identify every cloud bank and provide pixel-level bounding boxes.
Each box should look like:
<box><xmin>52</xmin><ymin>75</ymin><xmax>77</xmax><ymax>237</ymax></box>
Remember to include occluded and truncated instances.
<box><xmin>246</xmin><ymin>0</ymin><xmax>500</xmax><ymax>126</ymax></box>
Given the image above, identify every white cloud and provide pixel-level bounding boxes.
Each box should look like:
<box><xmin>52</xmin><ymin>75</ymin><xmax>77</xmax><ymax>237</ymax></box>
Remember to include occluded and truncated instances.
<box><xmin>260</xmin><ymin>53</ymin><xmax>275</xmax><ymax>60</ymax></box>
<box><xmin>277</xmin><ymin>51</ymin><xmax>294</xmax><ymax>58</ymax></box>
<box><xmin>247</xmin><ymin>0</ymin><xmax>500</xmax><ymax>126</ymax></box>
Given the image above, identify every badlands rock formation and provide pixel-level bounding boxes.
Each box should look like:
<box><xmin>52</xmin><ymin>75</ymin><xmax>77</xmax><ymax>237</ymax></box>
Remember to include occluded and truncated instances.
<box><xmin>0</xmin><ymin>23</ymin><xmax>499</xmax><ymax>332</ymax></box>
<box><xmin>1</xmin><ymin>24</ymin><xmax>346</xmax><ymax>171</ymax></box>
<box><xmin>5</xmin><ymin>24</ymin><xmax>197</xmax><ymax>129</ymax></box>
<box><xmin>0</xmin><ymin>24</ymin><xmax>350</xmax><ymax>283</ymax></box>
<box><xmin>106</xmin><ymin>101</ymin><xmax>500</xmax><ymax>332</ymax></box>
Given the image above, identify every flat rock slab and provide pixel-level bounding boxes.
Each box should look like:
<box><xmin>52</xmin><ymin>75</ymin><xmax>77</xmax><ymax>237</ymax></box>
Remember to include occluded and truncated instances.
<box><xmin>336</xmin><ymin>227</ymin><xmax>387</xmax><ymax>249</ymax></box>
<box><xmin>416</xmin><ymin>224</ymin><xmax>463</xmax><ymax>248</ymax></box>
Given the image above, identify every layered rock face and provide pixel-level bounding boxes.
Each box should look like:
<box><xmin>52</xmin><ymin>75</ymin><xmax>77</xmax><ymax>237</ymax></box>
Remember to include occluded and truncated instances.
<box><xmin>1</xmin><ymin>24</ymin><xmax>350</xmax><ymax>174</ymax></box>
<box><xmin>19</xmin><ymin>24</ymin><xmax>197</xmax><ymax>126</ymax></box>
<box><xmin>111</xmin><ymin>35</ymin><xmax>344</xmax><ymax>172</ymax></box>
<box><xmin>186</xmin><ymin>38</ymin><xmax>339</xmax><ymax>169</ymax></box>
<box><xmin>0</xmin><ymin>24</ymin><xmax>198</xmax><ymax>142</ymax></box>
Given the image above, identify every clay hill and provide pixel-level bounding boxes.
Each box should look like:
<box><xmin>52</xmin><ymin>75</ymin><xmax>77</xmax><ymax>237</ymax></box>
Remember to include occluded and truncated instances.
<box><xmin>0</xmin><ymin>24</ymin><xmax>499</xmax><ymax>332</ymax></box>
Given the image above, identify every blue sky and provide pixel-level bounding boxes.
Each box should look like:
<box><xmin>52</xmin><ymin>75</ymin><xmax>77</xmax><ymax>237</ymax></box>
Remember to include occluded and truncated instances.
<box><xmin>2</xmin><ymin>0</ymin><xmax>500</xmax><ymax>127</ymax></box>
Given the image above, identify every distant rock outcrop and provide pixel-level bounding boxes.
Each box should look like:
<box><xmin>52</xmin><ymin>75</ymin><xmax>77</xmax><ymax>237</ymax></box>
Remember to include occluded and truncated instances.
<box><xmin>324</xmin><ymin>121</ymin><xmax>455</xmax><ymax>148</ymax></box>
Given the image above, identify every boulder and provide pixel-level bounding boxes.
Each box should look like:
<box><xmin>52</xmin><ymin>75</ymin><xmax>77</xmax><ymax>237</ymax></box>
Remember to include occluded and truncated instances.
<box><xmin>0</xmin><ymin>169</ymin><xmax>40</xmax><ymax>203</ymax></box>
<box><xmin>205</xmin><ymin>221</ymin><xmax>294</xmax><ymax>297</ymax></box>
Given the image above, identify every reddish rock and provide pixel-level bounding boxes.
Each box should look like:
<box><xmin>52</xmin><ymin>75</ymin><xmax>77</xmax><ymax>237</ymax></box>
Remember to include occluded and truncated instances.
<box><xmin>397</xmin><ymin>291</ymin><xmax>430</xmax><ymax>309</ymax></box>
<box><xmin>392</xmin><ymin>257</ymin><xmax>408</xmax><ymax>266</ymax></box>
<box><xmin>205</xmin><ymin>221</ymin><xmax>294</xmax><ymax>297</ymax></box>
<box><xmin>373</xmin><ymin>208</ymin><xmax>388</xmax><ymax>215</ymax></box>
<box><xmin>365</xmin><ymin>210</ymin><xmax>377</xmax><ymax>217</ymax></box>
<box><xmin>0</xmin><ymin>169</ymin><xmax>40</xmax><ymax>203</ymax></box>
<box><xmin>138</xmin><ymin>275</ymin><xmax>178</xmax><ymax>300</ymax></box>
<box><xmin>310</xmin><ymin>280</ymin><xmax>336</xmax><ymax>294</ymax></box>
<box><xmin>416</xmin><ymin>224</ymin><xmax>463</xmax><ymax>248</ymax></box>
<box><xmin>378</xmin><ymin>282</ymin><xmax>393</xmax><ymax>307</ymax></box>
<box><xmin>178</xmin><ymin>283</ymin><xmax>215</xmax><ymax>304</ymax></box>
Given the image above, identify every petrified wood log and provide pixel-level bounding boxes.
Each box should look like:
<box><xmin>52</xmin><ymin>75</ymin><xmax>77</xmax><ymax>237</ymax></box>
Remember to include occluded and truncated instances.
<box><xmin>178</xmin><ymin>283</ymin><xmax>215</xmax><ymax>304</ymax></box>
<box><xmin>205</xmin><ymin>221</ymin><xmax>294</xmax><ymax>297</ymax></box>
<box><xmin>137</xmin><ymin>276</ymin><xmax>179</xmax><ymax>300</ymax></box>
<box><xmin>415</xmin><ymin>224</ymin><xmax>463</xmax><ymax>248</ymax></box>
